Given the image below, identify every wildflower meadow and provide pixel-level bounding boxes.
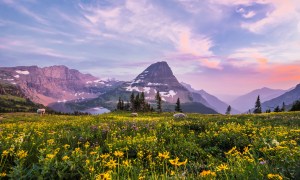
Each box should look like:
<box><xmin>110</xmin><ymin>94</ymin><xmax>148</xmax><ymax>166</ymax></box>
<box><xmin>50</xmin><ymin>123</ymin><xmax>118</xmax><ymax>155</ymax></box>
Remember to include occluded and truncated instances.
<box><xmin>0</xmin><ymin>112</ymin><xmax>299</xmax><ymax>179</ymax></box>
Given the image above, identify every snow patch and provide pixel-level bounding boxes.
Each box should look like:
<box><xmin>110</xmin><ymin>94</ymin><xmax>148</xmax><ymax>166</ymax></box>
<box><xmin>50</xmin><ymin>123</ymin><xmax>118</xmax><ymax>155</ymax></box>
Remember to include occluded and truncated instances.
<box><xmin>16</xmin><ymin>70</ymin><xmax>29</xmax><ymax>75</ymax></box>
<box><xmin>4</xmin><ymin>78</ymin><xmax>14</xmax><ymax>81</ymax></box>
<box><xmin>14</xmin><ymin>75</ymin><xmax>20</xmax><ymax>78</ymax></box>
<box><xmin>160</xmin><ymin>90</ymin><xmax>177</xmax><ymax>98</ymax></box>
<box><xmin>125</xmin><ymin>86</ymin><xmax>141</xmax><ymax>92</ymax></box>
<box><xmin>143</xmin><ymin>87</ymin><xmax>151</xmax><ymax>94</ymax></box>
<box><xmin>147</xmin><ymin>82</ymin><xmax>166</xmax><ymax>86</ymax></box>
<box><xmin>57</xmin><ymin>99</ymin><xmax>67</xmax><ymax>103</ymax></box>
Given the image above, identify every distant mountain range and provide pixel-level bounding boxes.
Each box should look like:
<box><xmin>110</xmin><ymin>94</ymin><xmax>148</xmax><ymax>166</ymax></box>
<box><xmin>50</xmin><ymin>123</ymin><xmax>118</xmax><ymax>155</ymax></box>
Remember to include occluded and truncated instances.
<box><xmin>1</xmin><ymin>62</ymin><xmax>299</xmax><ymax>114</ymax></box>
<box><xmin>231</xmin><ymin>87</ymin><xmax>287</xmax><ymax>112</ymax></box>
<box><xmin>181</xmin><ymin>82</ymin><xmax>240</xmax><ymax>114</ymax></box>
<box><xmin>261</xmin><ymin>85</ymin><xmax>300</xmax><ymax>112</ymax></box>
<box><xmin>0</xmin><ymin>65</ymin><xmax>122</xmax><ymax>106</ymax></box>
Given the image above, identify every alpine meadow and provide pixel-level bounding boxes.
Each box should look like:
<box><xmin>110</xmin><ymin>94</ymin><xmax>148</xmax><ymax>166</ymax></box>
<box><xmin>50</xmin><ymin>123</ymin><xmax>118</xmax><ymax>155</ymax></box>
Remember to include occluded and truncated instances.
<box><xmin>1</xmin><ymin>0</ymin><xmax>300</xmax><ymax>179</ymax></box>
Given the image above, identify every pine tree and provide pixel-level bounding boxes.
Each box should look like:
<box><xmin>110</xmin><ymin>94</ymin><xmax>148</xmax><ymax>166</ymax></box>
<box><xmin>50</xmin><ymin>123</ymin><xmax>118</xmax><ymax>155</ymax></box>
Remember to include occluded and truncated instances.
<box><xmin>281</xmin><ymin>102</ymin><xmax>285</xmax><ymax>112</ymax></box>
<box><xmin>274</xmin><ymin>105</ymin><xmax>281</xmax><ymax>112</ymax></box>
<box><xmin>155</xmin><ymin>90</ymin><xmax>162</xmax><ymax>113</ymax></box>
<box><xmin>121</xmin><ymin>100</ymin><xmax>124</xmax><ymax>110</ymax></box>
<box><xmin>140</xmin><ymin>92</ymin><xmax>145</xmax><ymax>111</ymax></box>
<box><xmin>124</xmin><ymin>101</ymin><xmax>130</xmax><ymax>111</ymax></box>
<box><xmin>253</xmin><ymin>95</ymin><xmax>262</xmax><ymax>114</ymax></box>
<box><xmin>130</xmin><ymin>92</ymin><xmax>135</xmax><ymax>111</ymax></box>
<box><xmin>225</xmin><ymin>105</ymin><xmax>231</xmax><ymax>115</ymax></box>
<box><xmin>117</xmin><ymin>97</ymin><xmax>122</xmax><ymax>110</ymax></box>
<box><xmin>175</xmin><ymin>98</ymin><xmax>182</xmax><ymax>112</ymax></box>
<box><xmin>135</xmin><ymin>93</ymin><xmax>140</xmax><ymax>111</ymax></box>
<box><xmin>290</xmin><ymin>100</ymin><xmax>300</xmax><ymax>111</ymax></box>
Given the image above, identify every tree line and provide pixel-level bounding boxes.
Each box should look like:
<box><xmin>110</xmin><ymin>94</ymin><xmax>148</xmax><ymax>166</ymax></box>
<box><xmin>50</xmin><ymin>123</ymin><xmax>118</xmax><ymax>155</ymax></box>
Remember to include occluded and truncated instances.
<box><xmin>116</xmin><ymin>90</ymin><xmax>182</xmax><ymax>113</ymax></box>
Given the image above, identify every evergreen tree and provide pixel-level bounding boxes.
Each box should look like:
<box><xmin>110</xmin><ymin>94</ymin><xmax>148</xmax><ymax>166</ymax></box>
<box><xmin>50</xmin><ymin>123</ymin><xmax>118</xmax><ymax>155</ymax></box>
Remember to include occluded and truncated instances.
<box><xmin>135</xmin><ymin>93</ymin><xmax>140</xmax><ymax>111</ymax></box>
<box><xmin>265</xmin><ymin>109</ymin><xmax>271</xmax><ymax>113</ymax></box>
<box><xmin>274</xmin><ymin>106</ymin><xmax>281</xmax><ymax>112</ymax></box>
<box><xmin>124</xmin><ymin>101</ymin><xmax>130</xmax><ymax>111</ymax></box>
<box><xmin>117</xmin><ymin>97</ymin><xmax>122</xmax><ymax>110</ymax></box>
<box><xmin>130</xmin><ymin>92</ymin><xmax>135</xmax><ymax>111</ymax></box>
<box><xmin>155</xmin><ymin>90</ymin><xmax>162</xmax><ymax>112</ymax></box>
<box><xmin>175</xmin><ymin>98</ymin><xmax>182</xmax><ymax>112</ymax></box>
<box><xmin>281</xmin><ymin>102</ymin><xmax>285</xmax><ymax>112</ymax></box>
<box><xmin>290</xmin><ymin>100</ymin><xmax>300</xmax><ymax>111</ymax></box>
<box><xmin>225</xmin><ymin>105</ymin><xmax>231</xmax><ymax>115</ymax></box>
<box><xmin>253</xmin><ymin>95</ymin><xmax>262</xmax><ymax>114</ymax></box>
<box><xmin>140</xmin><ymin>92</ymin><xmax>145</xmax><ymax>111</ymax></box>
<box><xmin>121</xmin><ymin>100</ymin><xmax>124</xmax><ymax>110</ymax></box>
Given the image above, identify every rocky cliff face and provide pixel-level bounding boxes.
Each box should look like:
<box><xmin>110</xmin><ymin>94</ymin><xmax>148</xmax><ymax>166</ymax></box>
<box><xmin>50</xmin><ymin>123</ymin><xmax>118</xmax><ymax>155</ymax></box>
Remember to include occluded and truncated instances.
<box><xmin>0</xmin><ymin>65</ymin><xmax>121</xmax><ymax>105</ymax></box>
<box><xmin>123</xmin><ymin>61</ymin><xmax>192</xmax><ymax>103</ymax></box>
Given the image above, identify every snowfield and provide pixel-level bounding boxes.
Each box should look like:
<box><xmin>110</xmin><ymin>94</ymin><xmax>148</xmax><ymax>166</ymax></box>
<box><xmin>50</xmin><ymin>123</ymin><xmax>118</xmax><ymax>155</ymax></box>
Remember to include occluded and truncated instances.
<box><xmin>16</xmin><ymin>70</ymin><xmax>30</xmax><ymax>75</ymax></box>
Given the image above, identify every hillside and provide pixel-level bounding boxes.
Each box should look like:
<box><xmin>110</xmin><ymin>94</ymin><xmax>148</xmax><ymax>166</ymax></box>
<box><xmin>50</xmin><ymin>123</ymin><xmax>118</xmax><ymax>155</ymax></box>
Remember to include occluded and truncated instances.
<box><xmin>261</xmin><ymin>84</ymin><xmax>300</xmax><ymax>111</ymax></box>
<box><xmin>0</xmin><ymin>83</ymin><xmax>45</xmax><ymax>112</ymax></box>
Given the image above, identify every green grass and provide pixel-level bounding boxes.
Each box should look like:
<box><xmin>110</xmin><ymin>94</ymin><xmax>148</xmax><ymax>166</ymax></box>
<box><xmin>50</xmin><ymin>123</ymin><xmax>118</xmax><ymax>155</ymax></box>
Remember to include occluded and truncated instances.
<box><xmin>0</xmin><ymin>112</ymin><xmax>299</xmax><ymax>179</ymax></box>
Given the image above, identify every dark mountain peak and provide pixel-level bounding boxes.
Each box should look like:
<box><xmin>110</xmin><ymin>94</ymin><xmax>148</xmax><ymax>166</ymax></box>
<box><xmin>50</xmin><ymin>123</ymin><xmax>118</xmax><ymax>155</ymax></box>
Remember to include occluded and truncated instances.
<box><xmin>133</xmin><ymin>61</ymin><xmax>179</xmax><ymax>85</ymax></box>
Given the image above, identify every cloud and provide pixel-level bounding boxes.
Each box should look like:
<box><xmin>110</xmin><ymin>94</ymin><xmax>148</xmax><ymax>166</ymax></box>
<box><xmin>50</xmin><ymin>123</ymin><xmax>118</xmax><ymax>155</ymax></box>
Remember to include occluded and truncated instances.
<box><xmin>242</xmin><ymin>11</ymin><xmax>256</xmax><ymax>18</ymax></box>
<box><xmin>0</xmin><ymin>37</ymin><xmax>84</xmax><ymax>60</ymax></box>
<box><xmin>1</xmin><ymin>0</ymin><xmax>48</xmax><ymax>24</ymax></box>
<box><xmin>241</xmin><ymin>0</ymin><xmax>299</xmax><ymax>33</ymax></box>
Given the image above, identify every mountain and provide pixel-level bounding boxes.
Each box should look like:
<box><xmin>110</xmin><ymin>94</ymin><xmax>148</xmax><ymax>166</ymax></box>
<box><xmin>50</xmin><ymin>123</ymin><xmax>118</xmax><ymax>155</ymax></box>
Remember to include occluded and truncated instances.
<box><xmin>261</xmin><ymin>84</ymin><xmax>300</xmax><ymax>112</ymax></box>
<box><xmin>0</xmin><ymin>65</ymin><xmax>122</xmax><ymax>107</ymax></box>
<box><xmin>71</xmin><ymin>61</ymin><xmax>217</xmax><ymax>114</ymax></box>
<box><xmin>181</xmin><ymin>82</ymin><xmax>240</xmax><ymax>114</ymax></box>
<box><xmin>231</xmin><ymin>87</ymin><xmax>286</xmax><ymax>112</ymax></box>
<box><xmin>0</xmin><ymin>82</ymin><xmax>45</xmax><ymax>112</ymax></box>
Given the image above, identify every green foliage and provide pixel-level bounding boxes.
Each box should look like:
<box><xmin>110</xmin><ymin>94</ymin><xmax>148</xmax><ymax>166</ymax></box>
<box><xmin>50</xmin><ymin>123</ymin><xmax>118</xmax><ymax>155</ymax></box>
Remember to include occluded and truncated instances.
<box><xmin>0</xmin><ymin>112</ymin><xmax>299</xmax><ymax>179</ymax></box>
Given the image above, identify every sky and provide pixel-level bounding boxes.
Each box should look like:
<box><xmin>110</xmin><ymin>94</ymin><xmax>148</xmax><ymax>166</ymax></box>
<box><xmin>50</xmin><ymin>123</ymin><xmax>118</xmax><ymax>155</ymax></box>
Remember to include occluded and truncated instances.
<box><xmin>0</xmin><ymin>0</ymin><xmax>300</xmax><ymax>98</ymax></box>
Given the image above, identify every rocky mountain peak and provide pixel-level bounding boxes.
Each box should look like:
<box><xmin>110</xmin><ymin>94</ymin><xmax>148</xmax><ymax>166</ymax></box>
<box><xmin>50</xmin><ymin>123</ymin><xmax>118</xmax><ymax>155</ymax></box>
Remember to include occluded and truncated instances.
<box><xmin>122</xmin><ymin>61</ymin><xmax>191</xmax><ymax>103</ymax></box>
<box><xmin>133</xmin><ymin>61</ymin><xmax>179</xmax><ymax>86</ymax></box>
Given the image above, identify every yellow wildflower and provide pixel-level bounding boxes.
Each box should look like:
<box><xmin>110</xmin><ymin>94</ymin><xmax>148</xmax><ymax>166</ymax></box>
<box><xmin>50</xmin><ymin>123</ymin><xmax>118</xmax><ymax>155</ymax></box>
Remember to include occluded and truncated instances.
<box><xmin>89</xmin><ymin>166</ymin><xmax>95</xmax><ymax>172</ymax></box>
<box><xmin>200</xmin><ymin>170</ymin><xmax>216</xmax><ymax>177</ymax></box>
<box><xmin>122</xmin><ymin>160</ymin><xmax>130</xmax><ymax>167</ymax></box>
<box><xmin>169</xmin><ymin>157</ymin><xmax>187</xmax><ymax>167</ymax></box>
<box><xmin>113</xmin><ymin>151</ymin><xmax>124</xmax><ymax>158</ymax></box>
<box><xmin>46</xmin><ymin>154</ymin><xmax>55</xmax><ymax>160</ymax></box>
<box><xmin>100</xmin><ymin>153</ymin><xmax>110</xmax><ymax>159</ymax></box>
<box><xmin>84</xmin><ymin>142</ymin><xmax>90</xmax><ymax>149</ymax></box>
<box><xmin>158</xmin><ymin>151</ymin><xmax>170</xmax><ymax>159</ymax></box>
<box><xmin>47</xmin><ymin>139</ymin><xmax>55</xmax><ymax>145</ymax></box>
<box><xmin>90</xmin><ymin>151</ymin><xmax>97</xmax><ymax>155</ymax></box>
<box><xmin>16</xmin><ymin>150</ymin><xmax>28</xmax><ymax>159</ymax></box>
<box><xmin>2</xmin><ymin>150</ymin><xmax>9</xmax><ymax>157</ymax></box>
<box><xmin>105</xmin><ymin>159</ymin><xmax>117</xmax><ymax>169</ymax></box>
<box><xmin>170</xmin><ymin>170</ymin><xmax>175</xmax><ymax>176</ymax></box>
<box><xmin>216</xmin><ymin>163</ymin><xmax>229</xmax><ymax>171</ymax></box>
<box><xmin>62</xmin><ymin>155</ymin><xmax>69</xmax><ymax>161</ymax></box>
<box><xmin>96</xmin><ymin>172</ymin><xmax>111</xmax><ymax>180</ymax></box>
<box><xmin>267</xmin><ymin>174</ymin><xmax>283</xmax><ymax>180</ymax></box>
<box><xmin>63</xmin><ymin>144</ymin><xmax>70</xmax><ymax>149</ymax></box>
<box><xmin>0</xmin><ymin>172</ymin><xmax>7</xmax><ymax>177</ymax></box>
<box><xmin>86</xmin><ymin>159</ymin><xmax>90</xmax><ymax>165</ymax></box>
